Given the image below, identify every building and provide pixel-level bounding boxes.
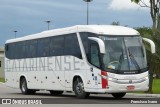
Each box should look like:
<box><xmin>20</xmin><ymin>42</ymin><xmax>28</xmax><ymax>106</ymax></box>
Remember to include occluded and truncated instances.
<box><xmin>0</xmin><ymin>48</ymin><xmax>4</xmax><ymax>78</ymax></box>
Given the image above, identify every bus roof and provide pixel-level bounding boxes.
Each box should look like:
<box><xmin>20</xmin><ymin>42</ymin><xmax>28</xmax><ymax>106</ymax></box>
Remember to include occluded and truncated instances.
<box><xmin>6</xmin><ymin>25</ymin><xmax>140</xmax><ymax>44</ymax></box>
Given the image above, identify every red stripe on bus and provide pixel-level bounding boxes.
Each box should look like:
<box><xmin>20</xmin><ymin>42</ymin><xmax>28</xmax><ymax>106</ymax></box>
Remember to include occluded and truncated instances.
<box><xmin>101</xmin><ymin>71</ymin><xmax>108</xmax><ymax>89</ymax></box>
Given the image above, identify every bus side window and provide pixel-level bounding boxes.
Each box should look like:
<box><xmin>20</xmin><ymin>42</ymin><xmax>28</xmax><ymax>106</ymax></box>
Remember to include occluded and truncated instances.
<box><xmin>5</xmin><ymin>44</ymin><xmax>9</xmax><ymax>51</ymax></box>
<box><xmin>37</xmin><ymin>38</ymin><xmax>50</xmax><ymax>57</ymax></box>
<box><xmin>5</xmin><ymin>44</ymin><xmax>9</xmax><ymax>59</ymax></box>
<box><xmin>50</xmin><ymin>36</ymin><xmax>64</xmax><ymax>56</ymax></box>
<box><xmin>10</xmin><ymin>43</ymin><xmax>16</xmax><ymax>59</ymax></box>
<box><xmin>64</xmin><ymin>34</ymin><xmax>82</xmax><ymax>59</ymax></box>
<box><xmin>26</xmin><ymin>40</ymin><xmax>37</xmax><ymax>58</ymax></box>
<box><xmin>30</xmin><ymin>40</ymin><xmax>37</xmax><ymax>58</ymax></box>
<box><xmin>15</xmin><ymin>42</ymin><xmax>25</xmax><ymax>59</ymax></box>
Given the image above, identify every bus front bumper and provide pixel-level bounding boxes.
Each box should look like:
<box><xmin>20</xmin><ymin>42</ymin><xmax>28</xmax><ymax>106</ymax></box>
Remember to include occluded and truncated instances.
<box><xmin>85</xmin><ymin>79</ymin><xmax>149</xmax><ymax>93</ymax></box>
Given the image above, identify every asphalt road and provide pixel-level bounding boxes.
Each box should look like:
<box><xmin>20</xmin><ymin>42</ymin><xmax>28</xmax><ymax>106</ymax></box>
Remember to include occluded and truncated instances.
<box><xmin>0</xmin><ymin>83</ymin><xmax>159</xmax><ymax>105</ymax></box>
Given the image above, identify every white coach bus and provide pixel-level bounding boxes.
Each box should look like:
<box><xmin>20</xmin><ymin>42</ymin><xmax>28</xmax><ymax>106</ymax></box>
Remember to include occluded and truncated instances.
<box><xmin>5</xmin><ymin>25</ymin><xmax>155</xmax><ymax>98</ymax></box>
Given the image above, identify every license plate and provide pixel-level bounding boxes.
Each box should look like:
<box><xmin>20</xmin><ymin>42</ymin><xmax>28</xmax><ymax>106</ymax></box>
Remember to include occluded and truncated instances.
<box><xmin>127</xmin><ymin>86</ymin><xmax>135</xmax><ymax>90</ymax></box>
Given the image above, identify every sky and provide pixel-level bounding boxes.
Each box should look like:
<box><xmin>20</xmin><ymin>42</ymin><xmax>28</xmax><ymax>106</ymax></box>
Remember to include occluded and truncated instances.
<box><xmin>0</xmin><ymin>0</ymin><xmax>152</xmax><ymax>47</ymax></box>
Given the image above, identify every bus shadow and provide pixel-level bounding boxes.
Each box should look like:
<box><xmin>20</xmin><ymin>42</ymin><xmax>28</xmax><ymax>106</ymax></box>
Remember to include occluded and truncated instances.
<box><xmin>10</xmin><ymin>92</ymin><xmax>147</xmax><ymax>101</ymax></box>
<box><xmin>8</xmin><ymin>92</ymin><xmax>155</xmax><ymax>104</ymax></box>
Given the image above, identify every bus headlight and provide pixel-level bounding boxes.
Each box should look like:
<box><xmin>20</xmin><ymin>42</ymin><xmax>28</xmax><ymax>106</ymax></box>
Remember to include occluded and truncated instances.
<box><xmin>144</xmin><ymin>76</ymin><xmax>149</xmax><ymax>80</ymax></box>
<box><xmin>140</xmin><ymin>76</ymin><xmax>149</xmax><ymax>82</ymax></box>
<box><xmin>108</xmin><ymin>77</ymin><xmax>113</xmax><ymax>81</ymax></box>
<box><xmin>98</xmin><ymin>73</ymin><xmax>117</xmax><ymax>81</ymax></box>
<box><xmin>108</xmin><ymin>77</ymin><xmax>117</xmax><ymax>82</ymax></box>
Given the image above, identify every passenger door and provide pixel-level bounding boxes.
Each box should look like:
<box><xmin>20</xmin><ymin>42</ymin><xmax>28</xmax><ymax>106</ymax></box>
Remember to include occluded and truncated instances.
<box><xmin>89</xmin><ymin>41</ymin><xmax>101</xmax><ymax>68</ymax></box>
<box><xmin>87</xmin><ymin>41</ymin><xmax>101</xmax><ymax>88</ymax></box>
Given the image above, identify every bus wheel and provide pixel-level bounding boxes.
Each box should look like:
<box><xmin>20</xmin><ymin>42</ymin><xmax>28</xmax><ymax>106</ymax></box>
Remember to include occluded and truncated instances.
<box><xmin>50</xmin><ymin>91</ymin><xmax>63</xmax><ymax>95</ymax></box>
<box><xmin>20</xmin><ymin>78</ymin><xmax>36</xmax><ymax>95</ymax></box>
<box><xmin>73</xmin><ymin>78</ymin><xmax>90</xmax><ymax>98</ymax></box>
<box><xmin>20</xmin><ymin>78</ymin><xmax>29</xmax><ymax>94</ymax></box>
<box><xmin>111</xmin><ymin>93</ymin><xmax>126</xmax><ymax>99</ymax></box>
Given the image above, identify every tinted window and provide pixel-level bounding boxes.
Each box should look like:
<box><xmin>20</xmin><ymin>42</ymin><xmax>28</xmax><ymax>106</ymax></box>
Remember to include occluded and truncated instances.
<box><xmin>80</xmin><ymin>32</ymin><xmax>97</xmax><ymax>60</ymax></box>
<box><xmin>5</xmin><ymin>33</ymin><xmax>82</xmax><ymax>59</ymax></box>
<box><xmin>5</xmin><ymin>43</ymin><xmax>18</xmax><ymax>59</ymax></box>
<box><xmin>15</xmin><ymin>42</ymin><xmax>26</xmax><ymax>59</ymax></box>
<box><xmin>26</xmin><ymin>40</ymin><xmax>37</xmax><ymax>58</ymax></box>
<box><xmin>37</xmin><ymin>38</ymin><xmax>50</xmax><ymax>57</ymax></box>
<box><xmin>50</xmin><ymin>36</ymin><xmax>64</xmax><ymax>56</ymax></box>
<box><xmin>90</xmin><ymin>43</ymin><xmax>100</xmax><ymax>67</ymax></box>
<box><xmin>9</xmin><ymin>43</ymin><xmax>16</xmax><ymax>59</ymax></box>
<box><xmin>5</xmin><ymin>44</ymin><xmax>9</xmax><ymax>59</ymax></box>
<box><xmin>80</xmin><ymin>32</ymin><xmax>89</xmax><ymax>55</ymax></box>
<box><xmin>64</xmin><ymin>34</ymin><xmax>82</xmax><ymax>59</ymax></box>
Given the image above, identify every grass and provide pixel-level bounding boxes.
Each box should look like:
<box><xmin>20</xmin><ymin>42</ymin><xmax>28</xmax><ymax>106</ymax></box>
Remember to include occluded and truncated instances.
<box><xmin>152</xmin><ymin>79</ymin><xmax>160</xmax><ymax>94</ymax></box>
<box><xmin>0</xmin><ymin>78</ymin><xmax>5</xmax><ymax>83</ymax></box>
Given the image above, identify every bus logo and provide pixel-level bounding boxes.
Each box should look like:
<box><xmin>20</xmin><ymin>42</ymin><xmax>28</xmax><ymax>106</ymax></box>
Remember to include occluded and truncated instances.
<box><xmin>2</xmin><ymin>99</ymin><xmax>11</xmax><ymax>104</ymax></box>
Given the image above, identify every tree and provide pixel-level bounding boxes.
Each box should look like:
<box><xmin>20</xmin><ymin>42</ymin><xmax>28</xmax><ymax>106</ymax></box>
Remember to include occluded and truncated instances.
<box><xmin>131</xmin><ymin>0</ymin><xmax>160</xmax><ymax>93</ymax></box>
<box><xmin>131</xmin><ymin>0</ymin><xmax>160</xmax><ymax>34</ymax></box>
<box><xmin>111</xmin><ymin>21</ymin><xmax>120</xmax><ymax>25</ymax></box>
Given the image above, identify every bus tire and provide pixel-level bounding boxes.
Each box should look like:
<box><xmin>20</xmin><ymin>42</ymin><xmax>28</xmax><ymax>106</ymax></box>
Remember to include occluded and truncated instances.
<box><xmin>20</xmin><ymin>78</ymin><xmax>36</xmax><ymax>95</ymax></box>
<box><xmin>50</xmin><ymin>91</ymin><xmax>63</xmax><ymax>95</ymax></box>
<box><xmin>111</xmin><ymin>93</ymin><xmax>126</xmax><ymax>99</ymax></box>
<box><xmin>73</xmin><ymin>78</ymin><xmax>90</xmax><ymax>98</ymax></box>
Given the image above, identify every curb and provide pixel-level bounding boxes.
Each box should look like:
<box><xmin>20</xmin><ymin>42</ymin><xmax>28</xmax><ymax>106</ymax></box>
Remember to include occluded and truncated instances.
<box><xmin>127</xmin><ymin>93</ymin><xmax>160</xmax><ymax>98</ymax></box>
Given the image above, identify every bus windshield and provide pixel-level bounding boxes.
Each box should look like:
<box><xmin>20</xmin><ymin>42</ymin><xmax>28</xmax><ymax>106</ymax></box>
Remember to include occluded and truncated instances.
<box><xmin>99</xmin><ymin>36</ymin><xmax>147</xmax><ymax>72</ymax></box>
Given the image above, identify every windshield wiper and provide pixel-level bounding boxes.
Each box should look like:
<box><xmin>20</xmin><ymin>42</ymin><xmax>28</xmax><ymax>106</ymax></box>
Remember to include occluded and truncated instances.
<box><xmin>128</xmin><ymin>48</ymin><xmax>141</xmax><ymax>72</ymax></box>
<box><xmin>117</xmin><ymin>49</ymin><xmax>123</xmax><ymax>70</ymax></box>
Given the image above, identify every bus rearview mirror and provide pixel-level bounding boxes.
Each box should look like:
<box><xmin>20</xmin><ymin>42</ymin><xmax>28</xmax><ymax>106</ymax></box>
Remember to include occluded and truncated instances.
<box><xmin>142</xmin><ymin>38</ymin><xmax>155</xmax><ymax>54</ymax></box>
<box><xmin>88</xmin><ymin>37</ymin><xmax>106</xmax><ymax>54</ymax></box>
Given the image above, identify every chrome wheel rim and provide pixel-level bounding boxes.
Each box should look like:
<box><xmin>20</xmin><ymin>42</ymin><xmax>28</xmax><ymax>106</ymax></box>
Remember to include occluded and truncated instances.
<box><xmin>76</xmin><ymin>82</ymin><xmax>84</xmax><ymax>95</ymax></box>
<box><xmin>21</xmin><ymin>81</ymin><xmax>26</xmax><ymax>92</ymax></box>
